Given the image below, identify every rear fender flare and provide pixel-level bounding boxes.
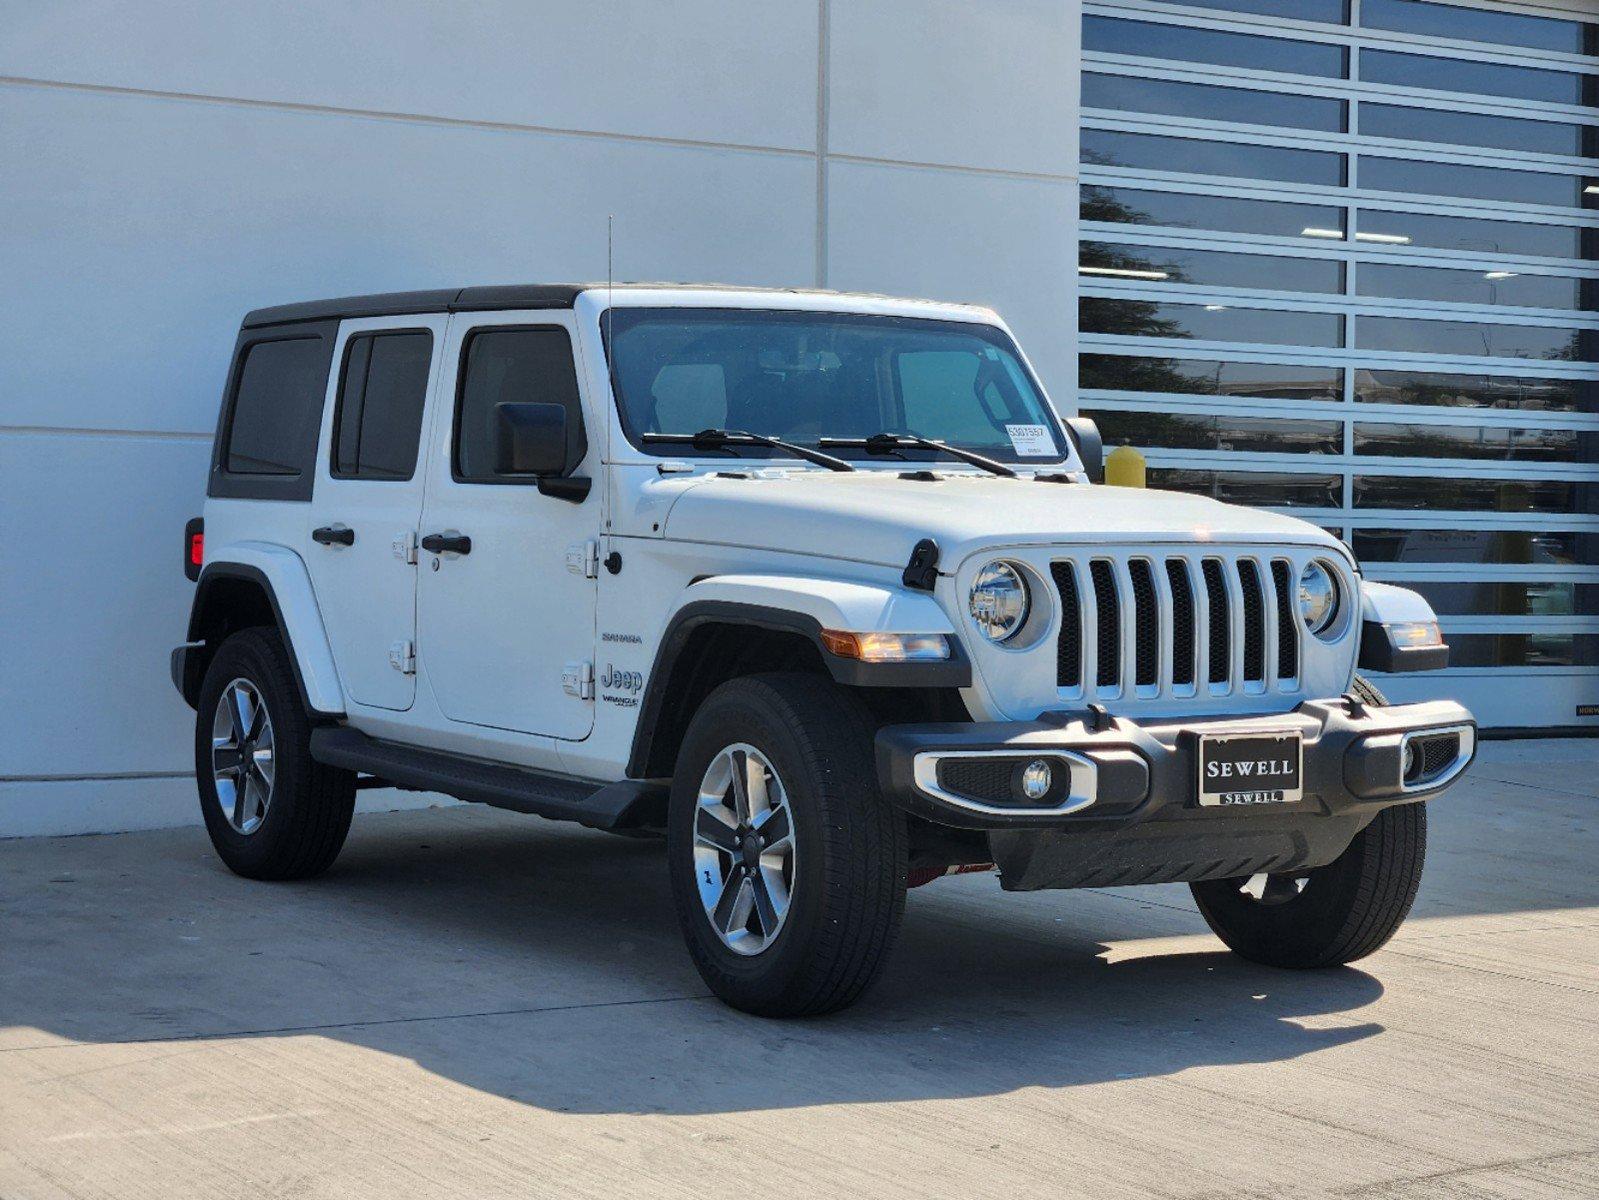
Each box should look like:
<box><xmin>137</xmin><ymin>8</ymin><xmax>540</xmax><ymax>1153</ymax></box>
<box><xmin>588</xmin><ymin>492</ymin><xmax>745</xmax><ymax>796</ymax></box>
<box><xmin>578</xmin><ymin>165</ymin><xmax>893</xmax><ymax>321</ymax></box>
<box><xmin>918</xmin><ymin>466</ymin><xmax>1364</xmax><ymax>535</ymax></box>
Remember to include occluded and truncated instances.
<box><xmin>188</xmin><ymin>542</ymin><xmax>345</xmax><ymax>716</ymax></box>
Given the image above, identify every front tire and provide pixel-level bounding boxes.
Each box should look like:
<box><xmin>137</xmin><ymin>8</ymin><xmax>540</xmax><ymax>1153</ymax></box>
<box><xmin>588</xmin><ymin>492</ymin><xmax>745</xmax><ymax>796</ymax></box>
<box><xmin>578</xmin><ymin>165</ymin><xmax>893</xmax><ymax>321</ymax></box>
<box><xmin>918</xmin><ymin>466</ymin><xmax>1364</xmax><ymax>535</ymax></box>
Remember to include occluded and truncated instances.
<box><xmin>1190</xmin><ymin>675</ymin><xmax>1426</xmax><ymax>968</ymax></box>
<box><xmin>666</xmin><ymin>673</ymin><xmax>908</xmax><ymax>1017</ymax></box>
<box><xmin>195</xmin><ymin>627</ymin><xmax>356</xmax><ymax>881</ymax></box>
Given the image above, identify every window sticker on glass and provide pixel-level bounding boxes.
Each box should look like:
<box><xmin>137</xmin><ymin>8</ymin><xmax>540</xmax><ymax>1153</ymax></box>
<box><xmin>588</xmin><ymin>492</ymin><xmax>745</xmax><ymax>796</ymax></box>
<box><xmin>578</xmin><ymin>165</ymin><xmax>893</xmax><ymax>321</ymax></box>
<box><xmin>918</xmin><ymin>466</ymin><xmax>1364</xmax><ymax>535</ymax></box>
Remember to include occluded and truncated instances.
<box><xmin>1006</xmin><ymin>423</ymin><xmax>1056</xmax><ymax>456</ymax></box>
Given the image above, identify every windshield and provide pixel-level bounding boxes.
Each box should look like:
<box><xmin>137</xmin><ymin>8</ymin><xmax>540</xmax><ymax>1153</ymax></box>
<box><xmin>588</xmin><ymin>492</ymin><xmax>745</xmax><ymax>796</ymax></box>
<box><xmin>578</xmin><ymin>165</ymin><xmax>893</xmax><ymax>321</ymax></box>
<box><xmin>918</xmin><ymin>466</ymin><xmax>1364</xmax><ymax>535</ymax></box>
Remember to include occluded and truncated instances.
<box><xmin>606</xmin><ymin>308</ymin><xmax>1070</xmax><ymax>464</ymax></box>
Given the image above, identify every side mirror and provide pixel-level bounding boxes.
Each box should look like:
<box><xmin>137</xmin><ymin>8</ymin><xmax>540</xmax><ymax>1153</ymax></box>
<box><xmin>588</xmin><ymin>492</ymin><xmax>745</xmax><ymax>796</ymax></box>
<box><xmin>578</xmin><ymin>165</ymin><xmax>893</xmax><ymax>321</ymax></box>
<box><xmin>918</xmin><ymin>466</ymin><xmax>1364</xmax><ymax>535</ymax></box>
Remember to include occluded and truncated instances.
<box><xmin>495</xmin><ymin>402</ymin><xmax>568</xmax><ymax>476</ymax></box>
<box><xmin>1064</xmin><ymin>416</ymin><xmax>1103</xmax><ymax>484</ymax></box>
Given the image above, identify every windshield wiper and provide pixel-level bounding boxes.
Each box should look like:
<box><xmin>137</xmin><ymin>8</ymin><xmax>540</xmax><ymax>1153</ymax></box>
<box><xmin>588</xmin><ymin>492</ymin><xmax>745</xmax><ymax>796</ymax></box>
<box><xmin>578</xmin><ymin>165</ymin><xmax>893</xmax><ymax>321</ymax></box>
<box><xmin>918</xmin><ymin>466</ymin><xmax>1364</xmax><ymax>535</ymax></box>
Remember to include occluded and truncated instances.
<box><xmin>818</xmin><ymin>433</ymin><xmax>1016</xmax><ymax>478</ymax></box>
<box><xmin>641</xmin><ymin>428</ymin><xmax>855</xmax><ymax>473</ymax></box>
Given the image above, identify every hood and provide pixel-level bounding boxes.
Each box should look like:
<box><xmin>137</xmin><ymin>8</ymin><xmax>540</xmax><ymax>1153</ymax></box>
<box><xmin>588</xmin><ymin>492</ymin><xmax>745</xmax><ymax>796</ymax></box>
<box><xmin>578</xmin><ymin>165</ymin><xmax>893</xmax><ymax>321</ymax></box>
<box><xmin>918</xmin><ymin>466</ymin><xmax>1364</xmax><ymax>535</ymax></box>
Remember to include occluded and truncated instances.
<box><xmin>659</xmin><ymin>470</ymin><xmax>1340</xmax><ymax>569</ymax></box>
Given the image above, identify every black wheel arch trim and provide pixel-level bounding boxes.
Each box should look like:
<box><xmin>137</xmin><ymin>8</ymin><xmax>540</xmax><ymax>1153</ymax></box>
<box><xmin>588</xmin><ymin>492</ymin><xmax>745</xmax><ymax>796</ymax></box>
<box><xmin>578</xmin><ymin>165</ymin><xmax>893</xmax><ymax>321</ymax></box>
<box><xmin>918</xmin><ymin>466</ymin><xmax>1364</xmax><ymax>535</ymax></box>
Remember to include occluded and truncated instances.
<box><xmin>625</xmin><ymin>599</ymin><xmax>971</xmax><ymax>778</ymax></box>
<box><xmin>177</xmin><ymin>562</ymin><xmax>340</xmax><ymax>717</ymax></box>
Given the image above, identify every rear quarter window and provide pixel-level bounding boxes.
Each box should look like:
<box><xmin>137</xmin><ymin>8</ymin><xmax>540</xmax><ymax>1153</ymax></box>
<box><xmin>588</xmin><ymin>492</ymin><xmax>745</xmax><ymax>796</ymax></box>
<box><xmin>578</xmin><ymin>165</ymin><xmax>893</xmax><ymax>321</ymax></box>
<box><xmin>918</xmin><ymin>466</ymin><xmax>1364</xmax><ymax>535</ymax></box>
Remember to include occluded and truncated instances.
<box><xmin>210</xmin><ymin>322</ymin><xmax>337</xmax><ymax>501</ymax></box>
<box><xmin>226</xmin><ymin>338</ymin><xmax>326</xmax><ymax>474</ymax></box>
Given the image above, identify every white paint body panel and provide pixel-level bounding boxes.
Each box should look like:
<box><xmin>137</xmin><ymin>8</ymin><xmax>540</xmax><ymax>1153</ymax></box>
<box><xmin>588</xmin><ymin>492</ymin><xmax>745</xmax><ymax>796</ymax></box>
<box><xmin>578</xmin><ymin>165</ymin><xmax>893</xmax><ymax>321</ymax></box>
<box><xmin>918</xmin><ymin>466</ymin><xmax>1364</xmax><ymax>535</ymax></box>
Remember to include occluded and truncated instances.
<box><xmin>1361</xmin><ymin>581</ymin><xmax>1442</xmax><ymax>627</ymax></box>
<box><xmin>203</xmin><ymin>539</ymin><xmax>345</xmax><ymax>716</ymax></box>
<box><xmin>414</xmin><ymin>310</ymin><xmax>600</xmax><ymax>741</ymax></box>
<box><xmin>658</xmin><ymin>470</ymin><xmax>1335</xmax><ymax>570</ymax></box>
<box><xmin>304</xmin><ymin>314</ymin><xmax>449</xmax><ymax>712</ymax></box>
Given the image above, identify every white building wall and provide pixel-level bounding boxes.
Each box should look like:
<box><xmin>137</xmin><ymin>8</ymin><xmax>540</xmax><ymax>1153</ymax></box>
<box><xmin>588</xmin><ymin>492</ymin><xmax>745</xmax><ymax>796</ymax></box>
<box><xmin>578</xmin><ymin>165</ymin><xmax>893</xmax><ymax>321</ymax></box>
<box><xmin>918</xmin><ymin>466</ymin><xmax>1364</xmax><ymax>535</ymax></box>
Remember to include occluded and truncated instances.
<box><xmin>0</xmin><ymin>1</ymin><xmax>1080</xmax><ymax>835</ymax></box>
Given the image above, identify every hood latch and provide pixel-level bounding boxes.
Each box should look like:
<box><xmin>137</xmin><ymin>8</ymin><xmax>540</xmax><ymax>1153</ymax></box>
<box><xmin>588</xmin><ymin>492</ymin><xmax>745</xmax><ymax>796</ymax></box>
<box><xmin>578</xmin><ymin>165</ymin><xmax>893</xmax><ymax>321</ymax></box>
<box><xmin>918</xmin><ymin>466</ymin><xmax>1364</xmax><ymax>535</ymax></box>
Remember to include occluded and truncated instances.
<box><xmin>902</xmin><ymin>538</ymin><xmax>940</xmax><ymax>592</ymax></box>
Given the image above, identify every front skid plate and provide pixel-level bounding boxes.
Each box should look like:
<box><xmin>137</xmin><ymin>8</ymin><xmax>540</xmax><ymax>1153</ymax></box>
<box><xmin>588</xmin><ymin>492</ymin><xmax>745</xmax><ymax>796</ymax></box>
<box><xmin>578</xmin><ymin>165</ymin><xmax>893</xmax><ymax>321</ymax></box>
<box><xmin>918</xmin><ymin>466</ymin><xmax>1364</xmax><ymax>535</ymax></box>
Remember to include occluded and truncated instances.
<box><xmin>986</xmin><ymin>810</ymin><xmax>1371</xmax><ymax>891</ymax></box>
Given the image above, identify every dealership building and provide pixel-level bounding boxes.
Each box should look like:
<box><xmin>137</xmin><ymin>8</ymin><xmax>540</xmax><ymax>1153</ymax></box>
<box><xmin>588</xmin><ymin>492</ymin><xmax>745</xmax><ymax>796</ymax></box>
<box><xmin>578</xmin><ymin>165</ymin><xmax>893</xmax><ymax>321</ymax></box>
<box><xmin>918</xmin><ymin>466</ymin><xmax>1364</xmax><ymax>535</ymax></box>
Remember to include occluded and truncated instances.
<box><xmin>3</xmin><ymin>0</ymin><xmax>1597</xmax><ymax>835</ymax></box>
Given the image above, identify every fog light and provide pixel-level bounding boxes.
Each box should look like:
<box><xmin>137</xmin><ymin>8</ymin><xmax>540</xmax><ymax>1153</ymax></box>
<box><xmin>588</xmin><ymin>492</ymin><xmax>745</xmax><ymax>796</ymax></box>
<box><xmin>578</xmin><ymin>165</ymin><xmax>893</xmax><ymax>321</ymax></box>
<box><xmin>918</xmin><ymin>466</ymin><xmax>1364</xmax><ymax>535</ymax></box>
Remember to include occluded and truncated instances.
<box><xmin>1021</xmin><ymin>759</ymin><xmax>1053</xmax><ymax>800</ymax></box>
<box><xmin>1402</xmin><ymin>741</ymin><xmax>1418</xmax><ymax>782</ymax></box>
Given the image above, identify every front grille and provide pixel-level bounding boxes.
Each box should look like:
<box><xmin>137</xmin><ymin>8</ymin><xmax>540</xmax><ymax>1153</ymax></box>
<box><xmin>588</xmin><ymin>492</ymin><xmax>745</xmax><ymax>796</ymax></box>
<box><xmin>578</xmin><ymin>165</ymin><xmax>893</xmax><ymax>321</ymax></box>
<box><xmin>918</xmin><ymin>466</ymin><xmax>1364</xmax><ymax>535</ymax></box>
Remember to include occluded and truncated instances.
<box><xmin>1051</xmin><ymin>561</ymin><xmax>1082</xmax><ymax>688</ymax></box>
<box><xmin>1090</xmin><ymin>559</ymin><xmax>1120</xmax><ymax>688</ymax></box>
<box><xmin>1202</xmin><ymin>558</ymin><xmax>1230</xmax><ymax>683</ymax></box>
<box><xmin>1271</xmin><ymin>559</ymin><xmax>1298</xmax><ymax>682</ymax></box>
<box><xmin>1052</xmin><ymin>551</ymin><xmax>1304</xmax><ymax>700</ymax></box>
<box><xmin>1238</xmin><ymin>559</ymin><xmax>1265</xmax><ymax>684</ymax></box>
<box><xmin>1167</xmin><ymin>560</ymin><xmax>1196</xmax><ymax>687</ymax></box>
<box><xmin>1129</xmin><ymin>560</ymin><xmax>1159</xmax><ymax>687</ymax></box>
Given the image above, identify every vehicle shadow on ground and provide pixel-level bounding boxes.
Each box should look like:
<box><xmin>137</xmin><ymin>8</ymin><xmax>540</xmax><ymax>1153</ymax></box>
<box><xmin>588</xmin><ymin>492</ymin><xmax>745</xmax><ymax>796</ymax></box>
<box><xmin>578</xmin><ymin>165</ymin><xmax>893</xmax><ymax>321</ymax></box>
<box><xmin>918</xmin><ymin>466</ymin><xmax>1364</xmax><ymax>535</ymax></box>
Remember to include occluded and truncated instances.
<box><xmin>0</xmin><ymin>810</ymin><xmax>1389</xmax><ymax>1117</ymax></box>
<box><xmin>333</xmin><ymin>823</ymin><xmax>1388</xmax><ymax>1114</ymax></box>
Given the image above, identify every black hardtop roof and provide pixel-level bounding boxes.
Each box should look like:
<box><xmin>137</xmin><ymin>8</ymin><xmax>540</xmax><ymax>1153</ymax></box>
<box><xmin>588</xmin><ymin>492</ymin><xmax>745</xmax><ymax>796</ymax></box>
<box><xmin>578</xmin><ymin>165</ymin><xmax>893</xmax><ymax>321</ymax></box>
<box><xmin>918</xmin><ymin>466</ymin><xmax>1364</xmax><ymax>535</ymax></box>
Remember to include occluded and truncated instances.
<box><xmin>241</xmin><ymin>282</ymin><xmax>980</xmax><ymax>329</ymax></box>
<box><xmin>242</xmin><ymin>284</ymin><xmax>583</xmax><ymax>328</ymax></box>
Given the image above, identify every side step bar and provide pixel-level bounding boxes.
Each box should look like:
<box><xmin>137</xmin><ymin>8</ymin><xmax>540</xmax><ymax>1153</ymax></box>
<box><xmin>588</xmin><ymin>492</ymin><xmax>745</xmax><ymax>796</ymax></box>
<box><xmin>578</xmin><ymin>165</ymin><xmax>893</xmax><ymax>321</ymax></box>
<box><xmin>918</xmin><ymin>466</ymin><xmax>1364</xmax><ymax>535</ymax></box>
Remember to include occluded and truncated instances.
<box><xmin>309</xmin><ymin>726</ymin><xmax>666</xmax><ymax>831</ymax></box>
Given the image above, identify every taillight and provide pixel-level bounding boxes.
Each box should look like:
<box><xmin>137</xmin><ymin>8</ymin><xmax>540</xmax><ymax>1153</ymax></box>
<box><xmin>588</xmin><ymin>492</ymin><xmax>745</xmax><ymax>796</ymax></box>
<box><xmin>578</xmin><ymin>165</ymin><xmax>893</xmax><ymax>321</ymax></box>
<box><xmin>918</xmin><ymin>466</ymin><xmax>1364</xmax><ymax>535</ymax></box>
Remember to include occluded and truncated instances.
<box><xmin>184</xmin><ymin>517</ymin><xmax>204</xmax><ymax>582</ymax></box>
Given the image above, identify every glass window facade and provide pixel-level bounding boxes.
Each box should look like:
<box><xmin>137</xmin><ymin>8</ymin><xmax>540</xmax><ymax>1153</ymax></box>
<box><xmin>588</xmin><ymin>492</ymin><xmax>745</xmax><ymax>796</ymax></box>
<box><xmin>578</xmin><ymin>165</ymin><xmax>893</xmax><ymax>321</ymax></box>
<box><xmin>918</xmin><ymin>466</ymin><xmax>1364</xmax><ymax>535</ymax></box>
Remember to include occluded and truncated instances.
<box><xmin>1080</xmin><ymin>0</ymin><xmax>1599</xmax><ymax>725</ymax></box>
<box><xmin>1362</xmin><ymin>0</ymin><xmax>1599</xmax><ymax>56</ymax></box>
<box><xmin>1083</xmin><ymin>73</ymin><xmax>1348</xmax><ymax>133</ymax></box>
<box><xmin>1083</xmin><ymin>17</ymin><xmax>1349</xmax><ymax>78</ymax></box>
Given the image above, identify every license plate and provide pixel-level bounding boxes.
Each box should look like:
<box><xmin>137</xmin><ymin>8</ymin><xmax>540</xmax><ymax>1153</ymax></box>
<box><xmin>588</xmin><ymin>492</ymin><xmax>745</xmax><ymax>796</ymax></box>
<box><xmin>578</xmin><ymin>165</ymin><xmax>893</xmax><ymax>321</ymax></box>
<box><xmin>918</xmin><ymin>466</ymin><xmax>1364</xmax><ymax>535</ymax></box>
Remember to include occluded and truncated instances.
<box><xmin>1198</xmin><ymin>731</ymin><xmax>1303</xmax><ymax>806</ymax></box>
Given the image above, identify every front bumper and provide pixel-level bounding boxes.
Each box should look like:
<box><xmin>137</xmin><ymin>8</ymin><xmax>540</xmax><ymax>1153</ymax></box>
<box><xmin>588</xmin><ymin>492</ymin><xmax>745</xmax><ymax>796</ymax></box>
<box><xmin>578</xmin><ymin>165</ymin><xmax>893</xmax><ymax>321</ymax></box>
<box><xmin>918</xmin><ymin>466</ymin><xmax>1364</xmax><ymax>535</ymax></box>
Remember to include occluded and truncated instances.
<box><xmin>875</xmin><ymin>696</ymin><xmax>1475</xmax><ymax>891</ymax></box>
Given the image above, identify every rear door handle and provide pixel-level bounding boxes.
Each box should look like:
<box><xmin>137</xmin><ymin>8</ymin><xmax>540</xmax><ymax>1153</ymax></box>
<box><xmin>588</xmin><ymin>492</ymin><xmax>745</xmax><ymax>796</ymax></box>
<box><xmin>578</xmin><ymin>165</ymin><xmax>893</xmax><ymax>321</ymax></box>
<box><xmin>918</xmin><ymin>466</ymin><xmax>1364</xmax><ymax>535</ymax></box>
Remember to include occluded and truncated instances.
<box><xmin>312</xmin><ymin>525</ymin><xmax>355</xmax><ymax>546</ymax></box>
<box><xmin>421</xmin><ymin>531</ymin><xmax>471</xmax><ymax>556</ymax></box>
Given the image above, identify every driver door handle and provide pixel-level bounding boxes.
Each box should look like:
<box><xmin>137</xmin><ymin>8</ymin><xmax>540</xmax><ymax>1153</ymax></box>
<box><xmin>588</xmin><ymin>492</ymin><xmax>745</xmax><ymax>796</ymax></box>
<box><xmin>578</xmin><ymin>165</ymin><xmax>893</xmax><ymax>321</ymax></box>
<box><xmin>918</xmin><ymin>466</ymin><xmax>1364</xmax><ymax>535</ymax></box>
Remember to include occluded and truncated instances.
<box><xmin>421</xmin><ymin>531</ymin><xmax>472</xmax><ymax>556</ymax></box>
<box><xmin>312</xmin><ymin>525</ymin><xmax>355</xmax><ymax>546</ymax></box>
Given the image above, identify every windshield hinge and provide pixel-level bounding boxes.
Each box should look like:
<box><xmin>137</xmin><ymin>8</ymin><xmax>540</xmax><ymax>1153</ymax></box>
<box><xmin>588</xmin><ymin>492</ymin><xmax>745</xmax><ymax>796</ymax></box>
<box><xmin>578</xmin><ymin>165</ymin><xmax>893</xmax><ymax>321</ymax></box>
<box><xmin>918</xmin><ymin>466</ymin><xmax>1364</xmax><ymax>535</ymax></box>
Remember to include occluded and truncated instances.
<box><xmin>902</xmin><ymin>538</ymin><xmax>940</xmax><ymax>592</ymax></box>
<box><xmin>566</xmin><ymin>539</ymin><xmax>600</xmax><ymax>578</ymax></box>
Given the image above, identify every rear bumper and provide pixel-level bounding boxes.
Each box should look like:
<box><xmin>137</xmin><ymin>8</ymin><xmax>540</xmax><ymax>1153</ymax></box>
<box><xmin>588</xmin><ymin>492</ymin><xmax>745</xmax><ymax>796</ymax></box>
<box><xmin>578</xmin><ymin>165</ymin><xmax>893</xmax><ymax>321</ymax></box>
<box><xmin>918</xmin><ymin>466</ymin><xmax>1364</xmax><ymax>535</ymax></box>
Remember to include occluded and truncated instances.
<box><xmin>875</xmin><ymin>696</ymin><xmax>1475</xmax><ymax>891</ymax></box>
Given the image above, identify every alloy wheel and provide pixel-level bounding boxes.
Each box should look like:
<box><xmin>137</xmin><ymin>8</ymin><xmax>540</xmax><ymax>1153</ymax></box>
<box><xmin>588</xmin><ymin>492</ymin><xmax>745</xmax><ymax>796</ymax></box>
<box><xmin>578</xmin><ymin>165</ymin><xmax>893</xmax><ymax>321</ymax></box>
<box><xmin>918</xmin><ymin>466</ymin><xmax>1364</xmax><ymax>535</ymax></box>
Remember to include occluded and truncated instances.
<box><xmin>211</xmin><ymin>678</ymin><xmax>275</xmax><ymax>835</ymax></box>
<box><xmin>692</xmin><ymin>743</ymin><xmax>797</xmax><ymax>955</ymax></box>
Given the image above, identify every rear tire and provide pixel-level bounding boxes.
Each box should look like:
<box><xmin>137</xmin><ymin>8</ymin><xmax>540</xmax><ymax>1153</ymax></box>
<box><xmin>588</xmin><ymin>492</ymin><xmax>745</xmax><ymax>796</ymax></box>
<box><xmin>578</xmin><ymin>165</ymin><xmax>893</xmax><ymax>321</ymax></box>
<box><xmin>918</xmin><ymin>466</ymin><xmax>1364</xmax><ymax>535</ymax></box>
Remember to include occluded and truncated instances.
<box><xmin>195</xmin><ymin>627</ymin><xmax>356</xmax><ymax>881</ymax></box>
<box><xmin>1190</xmin><ymin>674</ymin><xmax>1425</xmax><ymax>968</ymax></box>
<box><xmin>666</xmin><ymin>673</ymin><xmax>908</xmax><ymax>1017</ymax></box>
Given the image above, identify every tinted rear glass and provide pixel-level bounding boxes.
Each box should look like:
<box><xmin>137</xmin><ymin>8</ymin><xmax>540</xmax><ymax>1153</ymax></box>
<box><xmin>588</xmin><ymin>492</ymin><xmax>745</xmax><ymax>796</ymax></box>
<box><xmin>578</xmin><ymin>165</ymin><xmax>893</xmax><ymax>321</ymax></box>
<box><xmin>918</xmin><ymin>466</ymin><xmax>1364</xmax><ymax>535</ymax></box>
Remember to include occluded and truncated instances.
<box><xmin>225</xmin><ymin>338</ymin><xmax>328</xmax><ymax>475</ymax></box>
<box><xmin>333</xmin><ymin>331</ymin><xmax>433</xmax><ymax>480</ymax></box>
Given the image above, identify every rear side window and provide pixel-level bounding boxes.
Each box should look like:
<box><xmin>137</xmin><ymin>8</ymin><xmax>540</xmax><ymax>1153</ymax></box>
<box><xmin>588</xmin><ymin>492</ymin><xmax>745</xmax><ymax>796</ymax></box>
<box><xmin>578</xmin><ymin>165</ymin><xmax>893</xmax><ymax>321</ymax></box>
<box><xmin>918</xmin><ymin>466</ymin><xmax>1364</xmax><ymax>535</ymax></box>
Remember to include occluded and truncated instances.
<box><xmin>332</xmin><ymin>331</ymin><xmax>433</xmax><ymax>480</ymax></box>
<box><xmin>224</xmin><ymin>337</ymin><xmax>328</xmax><ymax>475</ymax></box>
<box><xmin>454</xmin><ymin>327</ymin><xmax>586</xmax><ymax>482</ymax></box>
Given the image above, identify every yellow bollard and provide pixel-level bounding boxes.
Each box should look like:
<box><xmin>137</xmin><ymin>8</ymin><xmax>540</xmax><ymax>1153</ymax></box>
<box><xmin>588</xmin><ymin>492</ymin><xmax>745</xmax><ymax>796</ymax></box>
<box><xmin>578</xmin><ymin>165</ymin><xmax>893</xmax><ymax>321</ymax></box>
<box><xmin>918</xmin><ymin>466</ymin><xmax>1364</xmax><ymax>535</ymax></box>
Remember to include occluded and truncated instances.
<box><xmin>1104</xmin><ymin>442</ymin><xmax>1146</xmax><ymax>488</ymax></box>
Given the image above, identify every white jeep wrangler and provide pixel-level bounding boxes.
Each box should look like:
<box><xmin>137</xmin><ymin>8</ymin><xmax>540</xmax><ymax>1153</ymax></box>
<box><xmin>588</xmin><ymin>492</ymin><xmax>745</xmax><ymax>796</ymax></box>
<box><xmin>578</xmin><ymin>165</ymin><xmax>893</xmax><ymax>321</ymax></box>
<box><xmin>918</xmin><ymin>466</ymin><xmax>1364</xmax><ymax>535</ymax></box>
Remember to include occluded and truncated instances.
<box><xmin>173</xmin><ymin>284</ymin><xmax>1475</xmax><ymax>1016</ymax></box>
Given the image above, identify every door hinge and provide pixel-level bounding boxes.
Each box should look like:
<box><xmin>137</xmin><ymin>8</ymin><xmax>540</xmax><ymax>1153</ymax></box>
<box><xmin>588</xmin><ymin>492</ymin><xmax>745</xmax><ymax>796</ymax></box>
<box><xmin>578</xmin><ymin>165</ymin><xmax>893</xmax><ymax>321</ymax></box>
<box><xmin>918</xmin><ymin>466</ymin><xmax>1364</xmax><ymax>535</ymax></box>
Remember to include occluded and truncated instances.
<box><xmin>562</xmin><ymin>660</ymin><xmax>594</xmax><ymax>700</ymax></box>
<box><xmin>389</xmin><ymin>640</ymin><xmax>416</xmax><ymax>674</ymax></box>
<box><xmin>393</xmin><ymin>530</ymin><xmax>418</xmax><ymax>565</ymax></box>
<box><xmin>566</xmin><ymin>539</ymin><xmax>599</xmax><ymax>579</ymax></box>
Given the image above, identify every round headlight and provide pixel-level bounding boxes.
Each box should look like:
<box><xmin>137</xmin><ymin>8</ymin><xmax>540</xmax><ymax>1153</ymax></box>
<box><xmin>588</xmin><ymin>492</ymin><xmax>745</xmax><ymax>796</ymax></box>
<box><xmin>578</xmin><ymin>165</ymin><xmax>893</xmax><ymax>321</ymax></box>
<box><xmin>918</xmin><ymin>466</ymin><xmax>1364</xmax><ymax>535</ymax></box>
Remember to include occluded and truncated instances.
<box><xmin>1298</xmin><ymin>561</ymin><xmax>1340</xmax><ymax>637</ymax></box>
<box><xmin>969</xmin><ymin>561</ymin><xmax>1030</xmax><ymax>644</ymax></box>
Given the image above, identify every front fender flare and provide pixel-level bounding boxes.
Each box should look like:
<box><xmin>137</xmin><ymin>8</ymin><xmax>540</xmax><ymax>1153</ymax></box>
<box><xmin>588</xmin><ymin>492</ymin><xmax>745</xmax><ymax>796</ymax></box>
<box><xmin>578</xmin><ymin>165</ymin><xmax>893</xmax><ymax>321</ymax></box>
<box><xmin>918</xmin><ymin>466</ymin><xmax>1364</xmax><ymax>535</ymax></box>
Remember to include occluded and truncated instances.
<box><xmin>672</xmin><ymin>574</ymin><xmax>959</xmax><ymax>641</ymax></box>
<box><xmin>626</xmin><ymin>575</ymin><xmax>970</xmax><ymax>778</ymax></box>
<box><xmin>188</xmin><ymin>542</ymin><xmax>346</xmax><ymax>715</ymax></box>
<box><xmin>1358</xmin><ymin>580</ymin><xmax>1449</xmax><ymax>673</ymax></box>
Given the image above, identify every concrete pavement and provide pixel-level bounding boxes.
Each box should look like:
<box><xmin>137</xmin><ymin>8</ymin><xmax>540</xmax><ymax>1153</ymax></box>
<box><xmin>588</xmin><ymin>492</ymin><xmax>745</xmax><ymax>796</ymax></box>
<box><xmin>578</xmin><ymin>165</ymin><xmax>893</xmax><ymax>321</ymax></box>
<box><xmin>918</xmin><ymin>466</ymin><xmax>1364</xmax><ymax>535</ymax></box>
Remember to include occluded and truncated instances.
<box><xmin>2</xmin><ymin>740</ymin><xmax>1597</xmax><ymax>1198</ymax></box>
